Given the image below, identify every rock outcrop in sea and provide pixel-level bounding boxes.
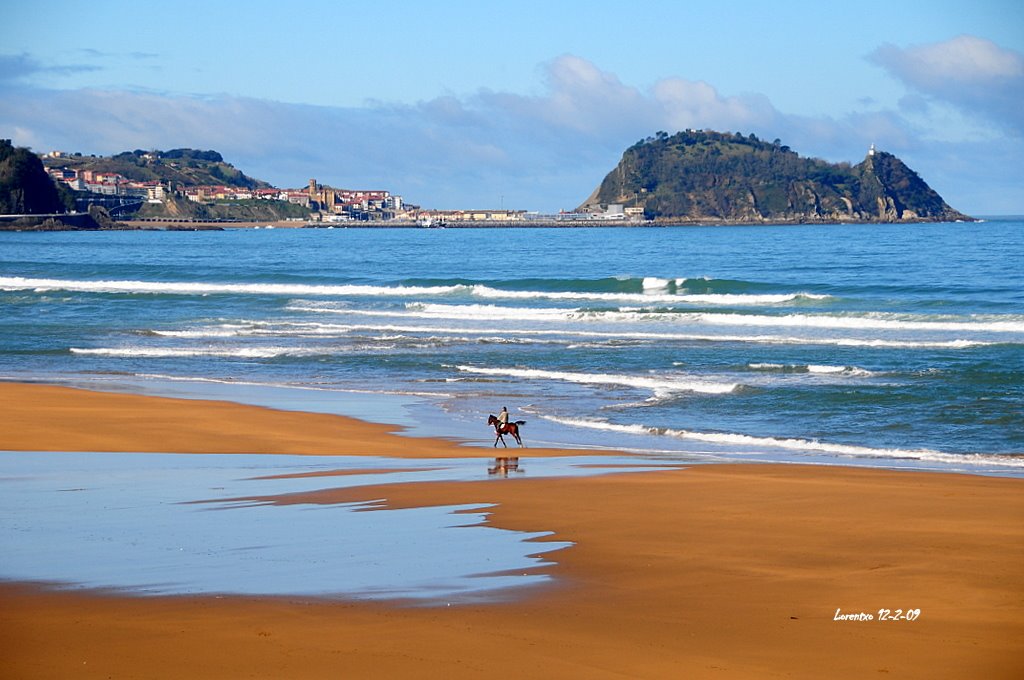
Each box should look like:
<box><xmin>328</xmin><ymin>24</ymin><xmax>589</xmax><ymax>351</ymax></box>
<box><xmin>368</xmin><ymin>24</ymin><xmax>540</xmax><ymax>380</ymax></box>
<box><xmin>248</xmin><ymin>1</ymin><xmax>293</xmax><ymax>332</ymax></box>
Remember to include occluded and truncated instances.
<box><xmin>578</xmin><ymin>130</ymin><xmax>972</xmax><ymax>223</ymax></box>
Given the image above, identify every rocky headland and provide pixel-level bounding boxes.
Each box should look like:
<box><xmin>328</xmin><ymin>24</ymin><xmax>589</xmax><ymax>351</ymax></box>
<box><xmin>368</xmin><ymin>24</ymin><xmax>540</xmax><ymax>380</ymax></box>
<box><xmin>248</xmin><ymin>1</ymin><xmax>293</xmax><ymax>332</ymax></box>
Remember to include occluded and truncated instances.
<box><xmin>579</xmin><ymin>130</ymin><xmax>973</xmax><ymax>223</ymax></box>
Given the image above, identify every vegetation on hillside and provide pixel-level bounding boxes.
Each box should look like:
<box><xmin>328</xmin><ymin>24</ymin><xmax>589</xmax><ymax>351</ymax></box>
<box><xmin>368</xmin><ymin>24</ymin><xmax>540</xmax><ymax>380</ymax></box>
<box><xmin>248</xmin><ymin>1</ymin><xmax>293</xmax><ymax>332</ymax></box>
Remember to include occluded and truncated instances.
<box><xmin>0</xmin><ymin>139</ymin><xmax>69</xmax><ymax>214</ymax></box>
<box><xmin>42</xmin><ymin>148</ymin><xmax>270</xmax><ymax>190</ymax></box>
<box><xmin>135</xmin><ymin>195</ymin><xmax>309</xmax><ymax>221</ymax></box>
<box><xmin>37</xmin><ymin>148</ymin><xmax>310</xmax><ymax>222</ymax></box>
<box><xmin>582</xmin><ymin>130</ymin><xmax>970</xmax><ymax>222</ymax></box>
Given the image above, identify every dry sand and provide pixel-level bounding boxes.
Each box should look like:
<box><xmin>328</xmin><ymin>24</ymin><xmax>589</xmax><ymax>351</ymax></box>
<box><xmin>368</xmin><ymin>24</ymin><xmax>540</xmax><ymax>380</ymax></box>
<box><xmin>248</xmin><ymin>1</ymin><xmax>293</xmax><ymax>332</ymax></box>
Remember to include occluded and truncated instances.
<box><xmin>1</xmin><ymin>382</ymin><xmax>1022</xmax><ymax>679</ymax></box>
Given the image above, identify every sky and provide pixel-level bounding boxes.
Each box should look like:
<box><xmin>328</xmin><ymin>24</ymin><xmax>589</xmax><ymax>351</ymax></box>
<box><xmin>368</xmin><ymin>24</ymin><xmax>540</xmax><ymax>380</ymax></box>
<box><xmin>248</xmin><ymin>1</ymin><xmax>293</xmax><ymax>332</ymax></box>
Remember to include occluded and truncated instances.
<box><xmin>2</xmin><ymin>0</ymin><xmax>1022</xmax><ymax>214</ymax></box>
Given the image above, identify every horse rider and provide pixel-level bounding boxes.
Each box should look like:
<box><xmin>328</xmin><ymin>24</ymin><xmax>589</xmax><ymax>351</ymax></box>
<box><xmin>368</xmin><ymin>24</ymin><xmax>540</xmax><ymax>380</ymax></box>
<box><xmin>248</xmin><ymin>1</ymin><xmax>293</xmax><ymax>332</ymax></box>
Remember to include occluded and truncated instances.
<box><xmin>497</xmin><ymin>406</ymin><xmax>509</xmax><ymax>431</ymax></box>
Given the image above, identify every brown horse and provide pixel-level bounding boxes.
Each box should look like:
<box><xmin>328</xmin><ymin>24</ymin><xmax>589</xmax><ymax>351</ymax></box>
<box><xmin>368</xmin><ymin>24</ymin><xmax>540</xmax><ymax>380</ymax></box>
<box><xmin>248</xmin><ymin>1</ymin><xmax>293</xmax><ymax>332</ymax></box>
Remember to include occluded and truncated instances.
<box><xmin>488</xmin><ymin>414</ymin><xmax>526</xmax><ymax>448</ymax></box>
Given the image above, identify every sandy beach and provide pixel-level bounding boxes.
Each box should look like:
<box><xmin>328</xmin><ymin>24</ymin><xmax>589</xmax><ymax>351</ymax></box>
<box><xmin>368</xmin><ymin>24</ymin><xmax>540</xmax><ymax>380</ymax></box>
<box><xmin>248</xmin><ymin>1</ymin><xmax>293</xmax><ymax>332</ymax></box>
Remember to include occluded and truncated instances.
<box><xmin>1</xmin><ymin>382</ymin><xmax>1022</xmax><ymax>679</ymax></box>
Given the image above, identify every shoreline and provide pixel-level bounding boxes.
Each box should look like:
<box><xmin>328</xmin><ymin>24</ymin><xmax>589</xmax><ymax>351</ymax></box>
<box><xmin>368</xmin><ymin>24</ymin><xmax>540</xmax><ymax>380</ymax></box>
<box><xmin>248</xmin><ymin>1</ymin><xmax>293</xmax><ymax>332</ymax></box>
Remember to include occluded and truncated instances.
<box><xmin>0</xmin><ymin>381</ymin><xmax>578</xmax><ymax>458</ymax></box>
<box><xmin>2</xmin><ymin>216</ymin><xmax>986</xmax><ymax>231</ymax></box>
<box><xmin>2</xmin><ymin>381</ymin><xmax>1023</xmax><ymax>678</ymax></box>
<box><xmin>6</xmin><ymin>374</ymin><xmax>1019</xmax><ymax>477</ymax></box>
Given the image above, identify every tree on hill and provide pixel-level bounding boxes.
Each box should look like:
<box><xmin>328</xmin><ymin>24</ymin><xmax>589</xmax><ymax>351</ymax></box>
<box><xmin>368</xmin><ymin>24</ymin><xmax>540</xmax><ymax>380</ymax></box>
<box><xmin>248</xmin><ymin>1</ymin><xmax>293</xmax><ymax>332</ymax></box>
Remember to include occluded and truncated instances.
<box><xmin>161</xmin><ymin>148</ymin><xmax>223</xmax><ymax>162</ymax></box>
<box><xmin>0</xmin><ymin>140</ymin><xmax>66</xmax><ymax>215</ymax></box>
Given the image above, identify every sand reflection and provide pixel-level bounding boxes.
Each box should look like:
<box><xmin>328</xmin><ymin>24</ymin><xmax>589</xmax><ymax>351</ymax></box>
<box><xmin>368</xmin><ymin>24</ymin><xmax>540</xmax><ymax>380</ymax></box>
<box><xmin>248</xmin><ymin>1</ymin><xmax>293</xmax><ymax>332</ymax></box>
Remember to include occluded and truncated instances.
<box><xmin>0</xmin><ymin>452</ymin><xmax>670</xmax><ymax>603</ymax></box>
<box><xmin>489</xmin><ymin>456</ymin><xmax>523</xmax><ymax>477</ymax></box>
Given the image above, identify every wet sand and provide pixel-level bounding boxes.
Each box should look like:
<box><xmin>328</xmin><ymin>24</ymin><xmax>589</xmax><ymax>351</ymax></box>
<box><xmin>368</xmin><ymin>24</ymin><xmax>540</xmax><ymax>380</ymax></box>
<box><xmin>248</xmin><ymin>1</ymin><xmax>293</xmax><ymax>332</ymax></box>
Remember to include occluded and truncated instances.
<box><xmin>2</xmin><ymin>382</ymin><xmax>1023</xmax><ymax>678</ymax></box>
<box><xmin>0</xmin><ymin>382</ymin><xmax>532</xmax><ymax>458</ymax></box>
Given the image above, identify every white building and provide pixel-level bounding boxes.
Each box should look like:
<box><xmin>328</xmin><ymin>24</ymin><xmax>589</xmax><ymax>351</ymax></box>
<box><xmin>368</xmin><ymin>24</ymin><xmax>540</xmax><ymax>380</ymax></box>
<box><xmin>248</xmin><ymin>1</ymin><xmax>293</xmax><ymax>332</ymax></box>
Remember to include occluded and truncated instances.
<box><xmin>598</xmin><ymin>204</ymin><xmax>625</xmax><ymax>219</ymax></box>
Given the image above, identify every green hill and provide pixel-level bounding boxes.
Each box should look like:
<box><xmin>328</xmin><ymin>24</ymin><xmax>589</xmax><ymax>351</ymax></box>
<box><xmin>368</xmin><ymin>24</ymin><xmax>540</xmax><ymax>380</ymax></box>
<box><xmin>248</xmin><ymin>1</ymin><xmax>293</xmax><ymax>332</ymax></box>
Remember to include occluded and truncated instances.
<box><xmin>42</xmin><ymin>148</ymin><xmax>269</xmax><ymax>189</ymax></box>
<box><xmin>1</xmin><ymin>139</ymin><xmax>70</xmax><ymax>214</ymax></box>
<box><xmin>579</xmin><ymin>130</ymin><xmax>972</xmax><ymax>223</ymax></box>
<box><xmin>37</xmin><ymin>148</ymin><xmax>311</xmax><ymax>223</ymax></box>
<box><xmin>133</xmin><ymin>194</ymin><xmax>310</xmax><ymax>221</ymax></box>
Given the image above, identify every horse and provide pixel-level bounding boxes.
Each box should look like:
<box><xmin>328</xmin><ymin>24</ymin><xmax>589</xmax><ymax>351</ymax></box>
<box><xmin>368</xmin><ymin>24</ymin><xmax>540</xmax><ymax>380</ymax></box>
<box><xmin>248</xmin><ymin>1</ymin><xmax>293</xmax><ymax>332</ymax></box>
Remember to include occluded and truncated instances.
<box><xmin>488</xmin><ymin>414</ymin><xmax>526</xmax><ymax>448</ymax></box>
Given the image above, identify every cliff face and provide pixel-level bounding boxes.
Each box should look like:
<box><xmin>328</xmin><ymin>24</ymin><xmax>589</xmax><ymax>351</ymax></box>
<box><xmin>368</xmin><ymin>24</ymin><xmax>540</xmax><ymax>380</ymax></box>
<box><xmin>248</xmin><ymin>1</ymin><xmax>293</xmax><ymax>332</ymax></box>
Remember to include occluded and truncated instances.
<box><xmin>579</xmin><ymin>131</ymin><xmax>972</xmax><ymax>223</ymax></box>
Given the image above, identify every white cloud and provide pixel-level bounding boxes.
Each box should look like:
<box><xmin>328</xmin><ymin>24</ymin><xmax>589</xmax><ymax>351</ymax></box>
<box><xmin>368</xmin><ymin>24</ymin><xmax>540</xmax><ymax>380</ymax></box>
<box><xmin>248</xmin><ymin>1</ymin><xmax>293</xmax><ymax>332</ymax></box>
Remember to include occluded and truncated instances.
<box><xmin>874</xmin><ymin>35</ymin><xmax>1022</xmax><ymax>83</ymax></box>
<box><xmin>475</xmin><ymin>55</ymin><xmax>655</xmax><ymax>140</ymax></box>
<box><xmin>870</xmin><ymin>35</ymin><xmax>1024</xmax><ymax>134</ymax></box>
<box><xmin>651</xmin><ymin>78</ymin><xmax>778</xmax><ymax>132</ymax></box>
<box><xmin>0</xmin><ymin>53</ymin><xmax>1018</xmax><ymax>213</ymax></box>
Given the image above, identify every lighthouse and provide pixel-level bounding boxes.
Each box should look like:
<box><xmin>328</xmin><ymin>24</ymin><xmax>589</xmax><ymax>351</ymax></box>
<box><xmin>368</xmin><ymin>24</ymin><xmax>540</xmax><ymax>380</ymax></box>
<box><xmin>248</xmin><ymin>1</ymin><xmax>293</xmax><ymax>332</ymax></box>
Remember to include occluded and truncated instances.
<box><xmin>868</xmin><ymin>143</ymin><xmax>876</xmax><ymax>156</ymax></box>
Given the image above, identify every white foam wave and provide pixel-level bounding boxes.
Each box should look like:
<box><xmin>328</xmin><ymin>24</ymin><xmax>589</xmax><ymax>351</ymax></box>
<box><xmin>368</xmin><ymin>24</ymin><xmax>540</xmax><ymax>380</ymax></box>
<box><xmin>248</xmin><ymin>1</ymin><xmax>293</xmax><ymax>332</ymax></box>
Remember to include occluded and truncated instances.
<box><xmin>167</xmin><ymin>319</ymin><xmax>961</xmax><ymax>351</ymax></box>
<box><xmin>278</xmin><ymin>317</ymin><xmax>989</xmax><ymax>348</ymax></box>
<box><xmin>542</xmin><ymin>416</ymin><xmax>1024</xmax><ymax>468</ymax></box>
<box><xmin>456</xmin><ymin>365</ymin><xmax>738</xmax><ymax>396</ymax></box>
<box><xmin>807</xmin><ymin>365</ymin><xmax>847</xmax><ymax>374</ymax></box>
<box><xmin>469</xmin><ymin>285</ymin><xmax>826</xmax><ymax>305</ymax></box>
<box><xmin>133</xmin><ymin>374</ymin><xmax>454</xmax><ymax>399</ymax></box>
<box><xmin>150</xmin><ymin>327</ymin><xmax>251</xmax><ymax>338</ymax></box>
<box><xmin>289</xmin><ymin>302</ymin><xmax>1019</xmax><ymax>338</ymax></box>
<box><xmin>152</xmin><ymin>323</ymin><xmax>351</xmax><ymax>339</ymax></box>
<box><xmin>403</xmin><ymin>303</ymin><xmax>572</xmax><ymax>322</ymax></box>
<box><xmin>807</xmin><ymin>364</ymin><xmax>874</xmax><ymax>377</ymax></box>
<box><xmin>696</xmin><ymin>312</ymin><xmax>1024</xmax><ymax>333</ymax></box>
<box><xmin>0</xmin><ymin>275</ymin><xmax>828</xmax><ymax>306</ymax></box>
<box><xmin>71</xmin><ymin>346</ymin><xmax>326</xmax><ymax>358</ymax></box>
<box><xmin>828</xmin><ymin>338</ymin><xmax>980</xmax><ymax>348</ymax></box>
<box><xmin>0</xmin><ymin>276</ymin><xmax>466</xmax><ymax>298</ymax></box>
<box><xmin>288</xmin><ymin>303</ymin><xmax>588</xmax><ymax>324</ymax></box>
<box><xmin>150</xmin><ymin>321</ymin><xmax>568</xmax><ymax>346</ymax></box>
<box><xmin>748</xmin><ymin>363</ymin><xmax>876</xmax><ymax>377</ymax></box>
<box><xmin>642</xmin><ymin>276</ymin><xmax>670</xmax><ymax>290</ymax></box>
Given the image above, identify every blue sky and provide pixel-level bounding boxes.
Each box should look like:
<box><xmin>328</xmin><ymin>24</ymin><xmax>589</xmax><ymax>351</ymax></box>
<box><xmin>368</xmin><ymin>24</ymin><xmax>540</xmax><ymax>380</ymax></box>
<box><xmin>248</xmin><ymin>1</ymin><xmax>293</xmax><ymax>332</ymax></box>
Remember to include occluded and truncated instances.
<box><xmin>2</xmin><ymin>0</ymin><xmax>1022</xmax><ymax>213</ymax></box>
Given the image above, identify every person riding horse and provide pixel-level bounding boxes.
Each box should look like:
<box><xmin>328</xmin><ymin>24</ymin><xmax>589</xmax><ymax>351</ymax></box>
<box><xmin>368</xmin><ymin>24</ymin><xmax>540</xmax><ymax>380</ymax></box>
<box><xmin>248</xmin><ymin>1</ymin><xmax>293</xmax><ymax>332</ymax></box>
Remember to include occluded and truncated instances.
<box><xmin>488</xmin><ymin>407</ymin><xmax>525</xmax><ymax>447</ymax></box>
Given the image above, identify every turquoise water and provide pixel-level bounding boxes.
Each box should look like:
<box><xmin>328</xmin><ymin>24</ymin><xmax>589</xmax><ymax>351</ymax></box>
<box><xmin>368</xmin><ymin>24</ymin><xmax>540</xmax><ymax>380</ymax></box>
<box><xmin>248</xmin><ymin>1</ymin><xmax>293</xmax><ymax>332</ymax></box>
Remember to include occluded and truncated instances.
<box><xmin>2</xmin><ymin>220</ymin><xmax>1022</xmax><ymax>475</ymax></box>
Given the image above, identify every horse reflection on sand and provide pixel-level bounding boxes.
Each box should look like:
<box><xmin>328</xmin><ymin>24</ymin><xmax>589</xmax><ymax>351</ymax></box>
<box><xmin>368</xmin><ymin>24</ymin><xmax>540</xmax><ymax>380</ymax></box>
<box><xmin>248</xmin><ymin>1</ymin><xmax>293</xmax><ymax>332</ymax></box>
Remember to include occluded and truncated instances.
<box><xmin>489</xmin><ymin>456</ymin><xmax>523</xmax><ymax>477</ymax></box>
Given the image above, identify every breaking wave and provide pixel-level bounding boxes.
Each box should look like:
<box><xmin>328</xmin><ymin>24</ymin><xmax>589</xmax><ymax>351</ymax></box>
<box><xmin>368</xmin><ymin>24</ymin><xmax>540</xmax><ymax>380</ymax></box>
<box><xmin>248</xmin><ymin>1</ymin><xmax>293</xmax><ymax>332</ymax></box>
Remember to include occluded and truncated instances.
<box><xmin>1</xmin><ymin>276</ymin><xmax>463</xmax><ymax>298</ymax></box>
<box><xmin>0</xmin><ymin>276</ymin><xmax>828</xmax><ymax>306</ymax></box>
<box><xmin>70</xmin><ymin>346</ymin><xmax>326</xmax><ymax>359</ymax></box>
<box><xmin>468</xmin><ymin>285</ymin><xmax>827</xmax><ymax>305</ymax></box>
<box><xmin>747</xmin><ymin>363</ymin><xmax>877</xmax><ymax>377</ymax></box>
<box><xmin>261</xmin><ymin>317</ymin><xmax>992</xmax><ymax>348</ymax></box>
<box><xmin>456</xmin><ymin>365</ymin><xmax>738</xmax><ymax>396</ymax></box>
<box><xmin>542</xmin><ymin>416</ymin><xmax>1024</xmax><ymax>468</ymax></box>
<box><xmin>289</xmin><ymin>302</ymin><xmax>1022</xmax><ymax>336</ymax></box>
<box><xmin>143</xmin><ymin>317</ymin><xmax>992</xmax><ymax>349</ymax></box>
<box><xmin>694</xmin><ymin>312</ymin><xmax>1024</xmax><ymax>333</ymax></box>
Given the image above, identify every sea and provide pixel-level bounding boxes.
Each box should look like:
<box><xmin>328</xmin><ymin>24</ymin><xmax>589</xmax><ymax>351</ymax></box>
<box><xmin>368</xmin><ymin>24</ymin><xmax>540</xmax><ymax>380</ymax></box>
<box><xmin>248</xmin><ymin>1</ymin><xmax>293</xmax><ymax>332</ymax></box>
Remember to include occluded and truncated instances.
<box><xmin>2</xmin><ymin>219</ymin><xmax>1023</xmax><ymax>477</ymax></box>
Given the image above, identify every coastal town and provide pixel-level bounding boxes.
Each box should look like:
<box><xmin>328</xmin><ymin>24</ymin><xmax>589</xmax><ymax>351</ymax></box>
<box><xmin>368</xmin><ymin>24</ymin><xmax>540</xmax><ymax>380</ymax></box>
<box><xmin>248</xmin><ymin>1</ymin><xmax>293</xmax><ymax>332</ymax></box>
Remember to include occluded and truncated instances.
<box><xmin>40</xmin><ymin>150</ymin><xmax>643</xmax><ymax>226</ymax></box>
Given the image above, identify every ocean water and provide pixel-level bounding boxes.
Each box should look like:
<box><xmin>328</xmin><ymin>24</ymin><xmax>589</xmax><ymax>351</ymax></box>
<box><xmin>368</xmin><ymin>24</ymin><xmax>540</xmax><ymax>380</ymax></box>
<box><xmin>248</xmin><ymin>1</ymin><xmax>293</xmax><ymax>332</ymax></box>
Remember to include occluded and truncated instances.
<box><xmin>2</xmin><ymin>220</ymin><xmax>1022</xmax><ymax>475</ymax></box>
